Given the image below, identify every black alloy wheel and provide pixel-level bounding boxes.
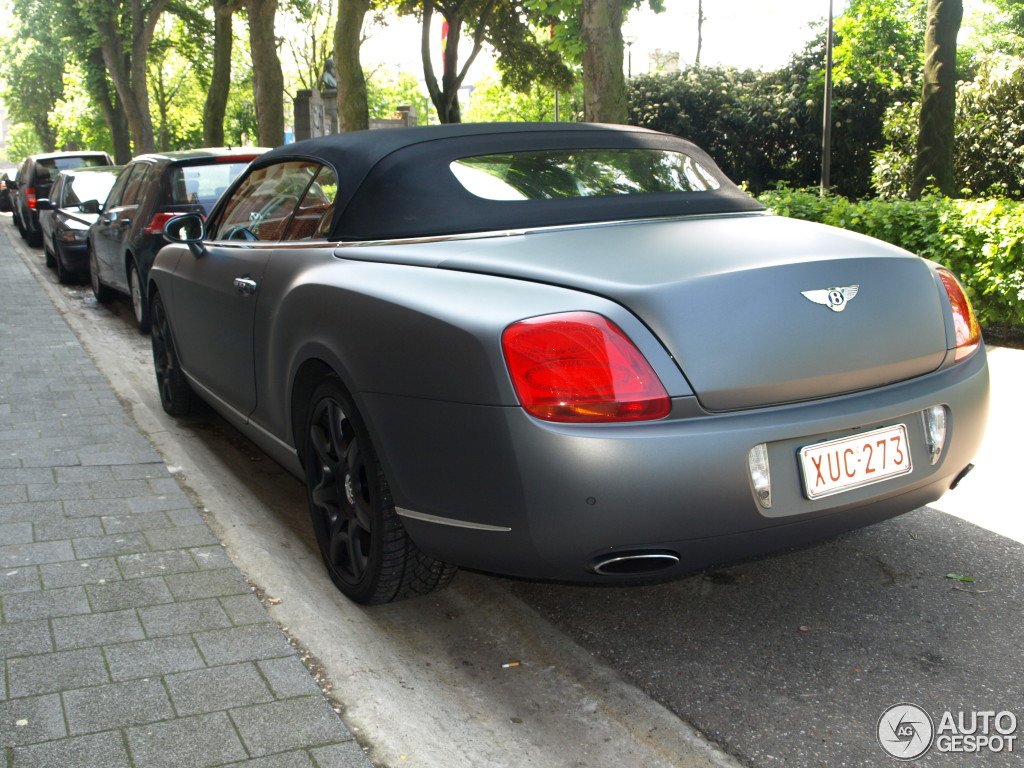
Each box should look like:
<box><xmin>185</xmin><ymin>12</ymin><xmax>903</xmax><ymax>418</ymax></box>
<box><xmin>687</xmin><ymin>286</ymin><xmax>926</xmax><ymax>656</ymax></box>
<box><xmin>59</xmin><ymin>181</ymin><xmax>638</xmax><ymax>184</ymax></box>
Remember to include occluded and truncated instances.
<box><xmin>303</xmin><ymin>376</ymin><xmax>456</xmax><ymax>604</ymax></box>
<box><xmin>150</xmin><ymin>292</ymin><xmax>194</xmax><ymax>416</ymax></box>
<box><xmin>129</xmin><ymin>260</ymin><xmax>151</xmax><ymax>333</ymax></box>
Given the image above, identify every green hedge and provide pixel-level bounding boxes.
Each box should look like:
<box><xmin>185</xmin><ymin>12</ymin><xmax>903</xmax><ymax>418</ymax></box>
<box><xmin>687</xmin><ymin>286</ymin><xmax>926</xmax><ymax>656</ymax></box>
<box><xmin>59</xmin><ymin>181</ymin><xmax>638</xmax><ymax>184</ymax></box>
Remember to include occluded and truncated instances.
<box><xmin>757</xmin><ymin>188</ymin><xmax>1024</xmax><ymax>336</ymax></box>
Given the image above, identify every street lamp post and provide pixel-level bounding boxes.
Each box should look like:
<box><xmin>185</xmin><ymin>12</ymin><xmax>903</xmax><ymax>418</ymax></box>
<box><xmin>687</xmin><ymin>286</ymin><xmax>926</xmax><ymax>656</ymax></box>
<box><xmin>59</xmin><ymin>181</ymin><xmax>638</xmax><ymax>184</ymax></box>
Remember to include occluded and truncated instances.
<box><xmin>821</xmin><ymin>0</ymin><xmax>834</xmax><ymax>194</ymax></box>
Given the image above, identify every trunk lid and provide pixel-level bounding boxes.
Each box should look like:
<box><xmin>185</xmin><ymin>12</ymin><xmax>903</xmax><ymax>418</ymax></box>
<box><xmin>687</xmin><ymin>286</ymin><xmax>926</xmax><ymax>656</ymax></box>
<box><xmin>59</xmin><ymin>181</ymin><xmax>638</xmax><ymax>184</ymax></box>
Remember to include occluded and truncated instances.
<box><xmin>349</xmin><ymin>214</ymin><xmax>951</xmax><ymax>411</ymax></box>
<box><xmin>444</xmin><ymin>214</ymin><xmax>948</xmax><ymax>411</ymax></box>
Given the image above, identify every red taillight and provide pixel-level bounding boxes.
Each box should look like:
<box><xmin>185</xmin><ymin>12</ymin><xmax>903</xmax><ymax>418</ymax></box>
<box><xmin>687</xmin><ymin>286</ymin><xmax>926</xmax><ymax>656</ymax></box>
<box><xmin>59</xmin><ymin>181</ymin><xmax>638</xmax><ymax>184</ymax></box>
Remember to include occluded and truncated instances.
<box><xmin>937</xmin><ymin>269</ymin><xmax>981</xmax><ymax>361</ymax></box>
<box><xmin>26</xmin><ymin>187</ymin><xmax>37</xmax><ymax>208</ymax></box>
<box><xmin>502</xmin><ymin>312</ymin><xmax>671</xmax><ymax>422</ymax></box>
<box><xmin>146</xmin><ymin>212</ymin><xmax>183</xmax><ymax>236</ymax></box>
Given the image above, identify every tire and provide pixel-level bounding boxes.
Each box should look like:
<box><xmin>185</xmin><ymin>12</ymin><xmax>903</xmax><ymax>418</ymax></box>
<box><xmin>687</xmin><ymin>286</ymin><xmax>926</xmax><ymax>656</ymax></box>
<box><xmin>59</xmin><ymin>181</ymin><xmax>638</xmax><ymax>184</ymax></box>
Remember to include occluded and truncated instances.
<box><xmin>89</xmin><ymin>248</ymin><xmax>115</xmax><ymax>304</ymax></box>
<box><xmin>25</xmin><ymin>220</ymin><xmax>42</xmax><ymax>247</ymax></box>
<box><xmin>303</xmin><ymin>376</ymin><xmax>456</xmax><ymax>604</ymax></box>
<box><xmin>150</xmin><ymin>292</ymin><xmax>195</xmax><ymax>416</ymax></box>
<box><xmin>44</xmin><ymin>241</ymin><xmax>56</xmax><ymax>270</ymax></box>
<box><xmin>54</xmin><ymin>243</ymin><xmax>74</xmax><ymax>285</ymax></box>
<box><xmin>129</xmin><ymin>260</ymin><xmax>151</xmax><ymax>333</ymax></box>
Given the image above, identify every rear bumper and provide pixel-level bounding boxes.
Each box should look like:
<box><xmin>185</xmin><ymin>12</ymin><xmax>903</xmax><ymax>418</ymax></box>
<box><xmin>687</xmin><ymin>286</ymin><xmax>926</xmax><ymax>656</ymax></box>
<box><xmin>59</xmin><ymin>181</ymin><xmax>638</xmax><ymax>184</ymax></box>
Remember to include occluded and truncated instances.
<box><xmin>365</xmin><ymin>348</ymin><xmax>990</xmax><ymax>582</ymax></box>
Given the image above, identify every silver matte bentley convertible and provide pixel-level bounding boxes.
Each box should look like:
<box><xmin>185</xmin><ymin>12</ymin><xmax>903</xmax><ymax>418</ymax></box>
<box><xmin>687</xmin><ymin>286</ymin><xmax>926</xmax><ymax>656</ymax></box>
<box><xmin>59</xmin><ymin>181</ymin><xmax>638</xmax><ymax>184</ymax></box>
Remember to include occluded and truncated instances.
<box><xmin>150</xmin><ymin>123</ymin><xmax>989</xmax><ymax>604</ymax></box>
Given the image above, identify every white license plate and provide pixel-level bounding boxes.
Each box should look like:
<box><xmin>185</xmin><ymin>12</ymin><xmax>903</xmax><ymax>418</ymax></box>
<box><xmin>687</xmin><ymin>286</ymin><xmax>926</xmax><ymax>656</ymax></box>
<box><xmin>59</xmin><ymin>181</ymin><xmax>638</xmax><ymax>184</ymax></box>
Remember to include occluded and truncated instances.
<box><xmin>799</xmin><ymin>424</ymin><xmax>912</xmax><ymax>500</ymax></box>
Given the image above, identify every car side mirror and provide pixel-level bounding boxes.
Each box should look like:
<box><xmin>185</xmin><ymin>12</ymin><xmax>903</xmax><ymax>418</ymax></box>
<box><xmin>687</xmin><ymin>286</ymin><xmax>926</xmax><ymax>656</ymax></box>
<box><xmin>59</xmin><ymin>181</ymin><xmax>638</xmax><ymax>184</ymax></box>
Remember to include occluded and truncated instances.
<box><xmin>164</xmin><ymin>212</ymin><xmax>207</xmax><ymax>257</ymax></box>
<box><xmin>35</xmin><ymin>199</ymin><xmax>54</xmax><ymax>211</ymax></box>
<box><xmin>78</xmin><ymin>199</ymin><xmax>100</xmax><ymax>214</ymax></box>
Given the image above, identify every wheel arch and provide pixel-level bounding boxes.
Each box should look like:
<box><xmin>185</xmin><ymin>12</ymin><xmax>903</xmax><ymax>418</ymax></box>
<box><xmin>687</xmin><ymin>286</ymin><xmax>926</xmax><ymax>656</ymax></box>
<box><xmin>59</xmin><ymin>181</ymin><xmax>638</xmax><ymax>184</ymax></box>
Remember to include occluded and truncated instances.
<box><xmin>289</xmin><ymin>357</ymin><xmax>337</xmax><ymax>469</ymax></box>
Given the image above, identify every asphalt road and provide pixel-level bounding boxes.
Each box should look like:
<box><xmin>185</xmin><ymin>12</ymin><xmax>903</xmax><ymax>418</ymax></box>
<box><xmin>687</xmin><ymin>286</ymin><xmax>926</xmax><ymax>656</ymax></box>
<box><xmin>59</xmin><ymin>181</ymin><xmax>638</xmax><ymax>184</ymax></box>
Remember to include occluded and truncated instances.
<box><xmin>8</xmin><ymin>220</ymin><xmax>1022</xmax><ymax>767</ymax></box>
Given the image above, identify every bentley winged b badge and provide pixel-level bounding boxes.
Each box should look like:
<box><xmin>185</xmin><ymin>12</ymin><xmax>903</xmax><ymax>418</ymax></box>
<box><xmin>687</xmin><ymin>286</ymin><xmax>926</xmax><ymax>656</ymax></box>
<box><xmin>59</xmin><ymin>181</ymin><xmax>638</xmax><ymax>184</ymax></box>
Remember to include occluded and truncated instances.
<box><xmin>801</xmin><ymin>284</ymin><xmax>859</xmax><ymax>312</ymax></box>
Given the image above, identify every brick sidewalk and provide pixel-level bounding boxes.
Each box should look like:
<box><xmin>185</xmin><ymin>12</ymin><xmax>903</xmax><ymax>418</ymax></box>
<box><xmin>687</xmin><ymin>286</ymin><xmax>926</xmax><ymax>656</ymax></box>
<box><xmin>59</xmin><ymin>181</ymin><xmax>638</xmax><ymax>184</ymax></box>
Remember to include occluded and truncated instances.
<box><xmin>0</xmin><ymin>225</ymin><xmax>371</xmax><ymax>767</ymax></box>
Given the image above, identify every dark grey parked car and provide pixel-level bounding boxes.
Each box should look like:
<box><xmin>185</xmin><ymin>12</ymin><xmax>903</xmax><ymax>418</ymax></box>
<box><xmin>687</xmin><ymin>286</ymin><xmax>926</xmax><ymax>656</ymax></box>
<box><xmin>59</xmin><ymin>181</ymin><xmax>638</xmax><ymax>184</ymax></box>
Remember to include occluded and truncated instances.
<box><xmin>149</xmin><ymin>122</ymin><xmax>989</xmax><ymax>605</ymax></box>
<box><xmin>37</xmin><ymin>165</ymin><xmax>123</xmax><ymax>283</ymax></box>
<box><xmin>10</xmin><ymin>151</ymin><xmax>113</xmax><ymax>246</ymax></box>
<box><xmin>89</xmin><ymin>147</ymin><xmax>266</xmax><ymax>332</ymax></box>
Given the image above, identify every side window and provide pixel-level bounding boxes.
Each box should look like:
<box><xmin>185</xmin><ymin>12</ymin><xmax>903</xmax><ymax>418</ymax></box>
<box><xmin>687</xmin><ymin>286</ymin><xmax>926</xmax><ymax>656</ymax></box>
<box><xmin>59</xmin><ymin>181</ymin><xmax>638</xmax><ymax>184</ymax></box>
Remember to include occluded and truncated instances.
<box><xmin>104</xmin><ymin>165</ymin><xmax>137</xmax><ymax>208</ymax></box>
<box><xmin>120</xmin><ymin>164</ymin><xmax>150</xmax><ymax>206</ymax></box>
<box><xmin>50</xmin><ymin>176</ymin><xmax>65</xmax><ymax>206</ymax></box>
<box><xmin>282</xmin><ymin>166</ymin><xmax>338</xmax><ymax>241</ymax></box>
<box><xmin>209</xmin><ymin>160</ymin><xmax>324</xmax><ymax>242</ymax></box>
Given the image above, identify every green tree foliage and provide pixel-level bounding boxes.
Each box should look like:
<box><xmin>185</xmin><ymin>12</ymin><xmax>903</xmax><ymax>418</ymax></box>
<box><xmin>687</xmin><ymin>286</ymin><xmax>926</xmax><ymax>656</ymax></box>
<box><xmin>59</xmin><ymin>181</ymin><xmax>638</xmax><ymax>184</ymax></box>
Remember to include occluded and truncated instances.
<box><xmin>629</xmin><ymin>66</ymin><xmax>815</xmax><ymax>194</ymax></box>
<box><xmin>760</xmin><ymin>186</ymin><xmax>1024</xmax><ymax>335</ymax></box>
<box><xmin>366</xmin><ymin>69</ymin><xmax>431</xmax><ymax>123</ymax></box>
<box><xmin>463</xmin><ymin>72</ymin><xmax>563</xmax><ymax>121</ymax></box>
<box><xmin>528</xmin><ymin>0</ymin><xmax>660</xmax><ymax>123</ymax></box>
<box><xmin>50</xmin><ymin>74</ymin><xmax>116</xmax><ymax>156</ymax></box>
<box><xmin>874</xmin><ymin>56</ymin><xmax>1024</xmax><ymax>198</ymax></box>
<box><xmin>0</xmin><ymin>1</ymin><xmax>66</xmax><ymax>152</ymax></box>
<box><xmin>149</xmin><ymin>20</ymin><xmax>210</xmax><ymax>150</ymax></box>
<box><xmin>384</xmin><ymin>0</ymin><xmax>574</xmax><ymax>123</ymax></box>
<box><xmin>284</xmin><ymin>0</ymin><xmax>336</xmax><ymax>93</ymax></box>
<box><xmin>628</xmin><ymin>0</ymin><xmax>928</xmax><ymax>199</ymax></box>
<box><xmin>75</xmin><ymin>0</ymin><xmax>175</xmax><ymax>154</ymax></box>
<box><xmin>4</xmin><ymin>124</ymin><xmax>44</xmax><ymax>164</ymax></box>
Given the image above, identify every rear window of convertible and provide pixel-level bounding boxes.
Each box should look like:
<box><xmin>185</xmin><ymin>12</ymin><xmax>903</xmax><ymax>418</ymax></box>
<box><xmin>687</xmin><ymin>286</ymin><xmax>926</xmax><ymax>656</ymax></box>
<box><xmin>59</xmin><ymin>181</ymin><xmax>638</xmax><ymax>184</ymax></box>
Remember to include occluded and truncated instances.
<box><xmin>450</xmin><ymin>148</ymin><xmax>722</xmax><ymax>201</ymax></box>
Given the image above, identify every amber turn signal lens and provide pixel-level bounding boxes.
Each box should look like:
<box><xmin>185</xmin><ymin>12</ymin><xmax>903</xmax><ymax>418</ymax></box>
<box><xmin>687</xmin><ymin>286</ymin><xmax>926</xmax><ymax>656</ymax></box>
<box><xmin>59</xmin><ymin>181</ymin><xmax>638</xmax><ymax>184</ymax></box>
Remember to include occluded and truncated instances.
<box><xmin>937</xmin><ymin>269</ymin><xmax>981</xmax><ymax>361</ymax></box>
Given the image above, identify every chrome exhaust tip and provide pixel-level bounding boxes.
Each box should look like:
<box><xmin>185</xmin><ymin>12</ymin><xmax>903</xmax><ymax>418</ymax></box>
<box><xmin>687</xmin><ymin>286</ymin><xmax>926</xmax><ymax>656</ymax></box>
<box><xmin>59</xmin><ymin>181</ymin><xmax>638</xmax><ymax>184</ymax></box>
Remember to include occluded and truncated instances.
<box><xmin>591</xmin><ymin>550</ymin><xmax>680</xmax><ymax>576</ymax></box>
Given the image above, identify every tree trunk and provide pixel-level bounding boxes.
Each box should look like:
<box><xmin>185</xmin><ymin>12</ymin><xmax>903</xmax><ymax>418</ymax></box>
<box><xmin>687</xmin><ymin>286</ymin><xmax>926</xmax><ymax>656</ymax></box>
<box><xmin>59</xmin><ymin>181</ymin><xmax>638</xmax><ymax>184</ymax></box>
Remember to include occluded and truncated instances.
<box><xmin>97</xmin><ymin>21</ymin><xmax>152</xmax><ymax>154</ymax></box>
<box><xmin>419</xmin><ymin>2</ymin><xmax>489</xmax><ymax>124</ymax></box>
<box><xmin>85</xmin><ymin>48</ymin><xmax>132</xmax><ymax>163</ymax></box>
<box><xmin>695</xmin><ymin>0</ymin><xmax>704</xmax><ymax>67</ymax></box>
<box><xmin>335</xmin><ymin>0</ymin><xmax>371</xmax><ymax>132</ymax></box>
<box><xmin>911</xmin><ymin>0</ymin><xmax>962</xmax><ymax>198</ymax></box>
<box><xmin>204</xmin><ymin>0</ymin><xmax>234</xmax><ymax>147</ymax></box>
<box><xmin>33</xmin><ymin>117</ymin><xmax>57</xmax><ymax>152</ymax></box>
<box><xmin>581</xmin><ymin>0</ymin><xmax>627</xmax><ymax>124</ymax></box>
<box><xmin>94</xmin><ymin>0</ymin><xmax>170</xmax><ymax>155</ymax></box>
<box><xmin>421</xmin><ymin>4</ymin><xmax>463</xmax><ymax>124</ymax></box>
<box><xmin>244</xmin><ymin>0</ymin><xmax>285</xmax><ymax>147</ymax></box>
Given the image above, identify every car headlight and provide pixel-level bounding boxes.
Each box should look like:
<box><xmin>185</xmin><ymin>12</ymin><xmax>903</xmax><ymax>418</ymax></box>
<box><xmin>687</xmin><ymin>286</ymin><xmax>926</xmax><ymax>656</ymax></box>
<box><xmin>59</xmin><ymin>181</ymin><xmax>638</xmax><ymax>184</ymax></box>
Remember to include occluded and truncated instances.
<box><xmin>58</xmin><ymin>230</ymin><xmax>88</xmax><ymax>243</ymax></box>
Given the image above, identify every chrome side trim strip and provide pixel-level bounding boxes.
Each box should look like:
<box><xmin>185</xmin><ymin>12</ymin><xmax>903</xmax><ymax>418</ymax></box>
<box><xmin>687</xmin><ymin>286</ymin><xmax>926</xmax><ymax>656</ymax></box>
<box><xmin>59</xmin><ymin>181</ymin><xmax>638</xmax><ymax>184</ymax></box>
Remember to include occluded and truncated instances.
<box><xmin>198</xmin><ymin>212</ymin><xmax>769</xmax><ymax>251</ymax></box>
<box><xmin>331</xmin><ymin>211</ymin><xmax>770</xmax><ymax>250</ymax></box>
<box><xmin>396</xmin><ymin>507</ymin><xmax>512</xmax><ymax>532</ymax></box>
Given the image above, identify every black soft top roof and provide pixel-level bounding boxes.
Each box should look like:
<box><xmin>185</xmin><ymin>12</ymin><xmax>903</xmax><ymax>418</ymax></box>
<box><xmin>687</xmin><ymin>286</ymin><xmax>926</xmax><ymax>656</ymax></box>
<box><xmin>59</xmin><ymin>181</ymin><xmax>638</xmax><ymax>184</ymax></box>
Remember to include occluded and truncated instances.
<box><xmin>251</xmin><ymin>123</ymin><xmax>764</xmax><ymax>241</ymax></box>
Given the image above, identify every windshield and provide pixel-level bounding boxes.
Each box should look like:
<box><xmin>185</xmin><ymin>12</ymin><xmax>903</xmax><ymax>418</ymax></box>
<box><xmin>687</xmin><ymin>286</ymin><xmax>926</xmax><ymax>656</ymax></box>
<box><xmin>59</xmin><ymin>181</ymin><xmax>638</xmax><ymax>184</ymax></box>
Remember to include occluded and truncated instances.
<box><xmin>450</xmin><ymin>148</ymin><xmax>722</xmax><ymax>201</ymax></box>
<box><xmin>65</xmin><ymin>169</ymin><xmax>121</xmax><ymax>207</ymax></box>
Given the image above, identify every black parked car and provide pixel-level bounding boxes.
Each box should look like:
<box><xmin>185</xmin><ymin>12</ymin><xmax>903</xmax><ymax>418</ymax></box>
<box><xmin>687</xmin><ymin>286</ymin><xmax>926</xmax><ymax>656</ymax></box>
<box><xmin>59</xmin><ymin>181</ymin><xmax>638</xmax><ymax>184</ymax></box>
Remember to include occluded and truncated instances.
<box><xmin>36</xmin><ymin>165</ymin><xmax>123</xmax><ymax>283</ymax></box>
<box><xmin>10</xmin><ymin>151</ymin><xmax>113</xmax><ymax>246</ymax></box>
<box><xmin>89</xmin><ymin>147</ymin><xmax>267</xmax><ymax>332</ymax></box>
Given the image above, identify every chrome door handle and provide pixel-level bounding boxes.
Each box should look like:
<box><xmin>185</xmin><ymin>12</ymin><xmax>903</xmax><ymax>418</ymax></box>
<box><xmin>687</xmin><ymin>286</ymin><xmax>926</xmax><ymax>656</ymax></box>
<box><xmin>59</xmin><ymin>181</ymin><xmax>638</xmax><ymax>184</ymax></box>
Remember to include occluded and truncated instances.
<box><xmin>233</xmin><ymin>277</ymin><xmax>258</xmax><ymax>295</ymax></box>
